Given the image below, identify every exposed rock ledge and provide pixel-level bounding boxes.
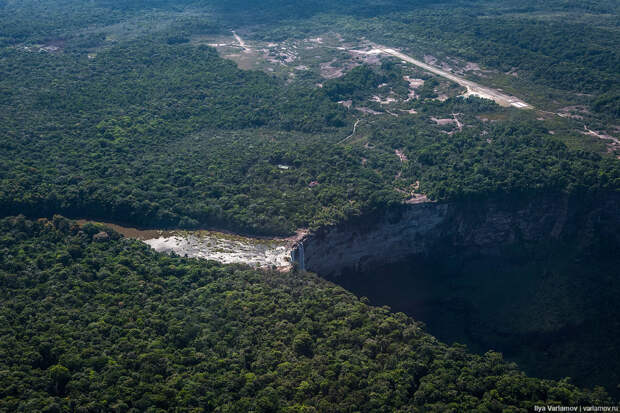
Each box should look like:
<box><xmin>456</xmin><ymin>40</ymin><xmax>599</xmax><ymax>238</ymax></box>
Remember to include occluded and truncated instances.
<box><xmin>293</xmin><ymin>192</ymin><xmax>620</xmax><ymax>277</ymax></box>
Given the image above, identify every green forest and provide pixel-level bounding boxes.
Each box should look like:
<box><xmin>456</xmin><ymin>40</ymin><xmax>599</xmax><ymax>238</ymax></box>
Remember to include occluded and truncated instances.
<box><xmin>1</xmin><ymin>28</ymin><xmax>618</xmax><ymax>235</ymax></box>
<box><xmin>0</xmin><ymin>216</ymin><xmax>612</xmax><ymax>411</ymax></box>
<box><xmin>1</xmin><ymin>0</ymin><xmax>619</xmax><ymax>409</ymax></box>
<box><xmin>250</xmin><ymin>0</ymin><xmax>620</xmax><ymax>119</ymax></box>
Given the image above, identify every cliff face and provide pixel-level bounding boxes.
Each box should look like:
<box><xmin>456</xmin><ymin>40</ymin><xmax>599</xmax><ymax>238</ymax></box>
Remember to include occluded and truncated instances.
<box><xmin>296</xmin><ymin>192</ymin><xmax>620</xmax><ymax>277</ymax></box>
<box><xmin>297</xmin><ymin>202</ymin><xmax>448</xmax><ymax>276</ymax></box>
<box><xmin>293</xmin><ymin>191</ymin><xmax>620</xmax><ymax>394</ymax></box>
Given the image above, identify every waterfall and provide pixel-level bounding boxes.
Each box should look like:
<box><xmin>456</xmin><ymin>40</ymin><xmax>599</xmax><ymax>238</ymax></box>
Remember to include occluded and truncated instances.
<box><xmin>291</xmin><ymin>242</ymin><xmax>305</xmax><ymax>271</ymax></box>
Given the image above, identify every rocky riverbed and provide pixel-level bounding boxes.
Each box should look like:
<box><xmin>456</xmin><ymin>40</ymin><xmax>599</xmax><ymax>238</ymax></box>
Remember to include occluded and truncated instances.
<box><xmin>143</xmin><ymin>231</ymin><xmax>292</xmax><ymax>269</ymax></box>
<box><xmin>77</xmin><ymin>221</ymin><xmax>301</xmax><ymax>270</ymax></box>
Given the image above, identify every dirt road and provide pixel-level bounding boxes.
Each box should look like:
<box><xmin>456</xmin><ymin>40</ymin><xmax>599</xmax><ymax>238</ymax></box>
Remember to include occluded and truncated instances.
<box><xmin>232</xmin><ymin>31</ymin><xmax>249</xmax><ymax>51</ymax></box>
<box><xmin>375</xmin><ymin>46</ymin><xmax>531</xmax><ymax>109</ymax></box>
<box><xmin>338</xmin><ymin>119</ymin><xmax>361</xmax><ymax>144</ymax></box>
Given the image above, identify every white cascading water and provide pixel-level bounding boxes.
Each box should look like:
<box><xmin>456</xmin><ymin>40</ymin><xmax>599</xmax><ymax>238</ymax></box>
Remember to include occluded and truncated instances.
<box><xmin>292</xmin><ymin>242</ymin><xmax>305</xmax><ymax>271</ymax></box>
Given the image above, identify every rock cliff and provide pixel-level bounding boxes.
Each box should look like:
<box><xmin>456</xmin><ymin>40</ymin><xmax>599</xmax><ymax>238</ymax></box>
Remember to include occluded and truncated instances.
<box><xmin>291</xmin><ymin>191</ymin><xmax>620</xmax><ymax>393</ymax></box>
<box><xmin>294</xmin><ymin>192</ymin><xmax>620</xmax><ymax>277</ymax></box>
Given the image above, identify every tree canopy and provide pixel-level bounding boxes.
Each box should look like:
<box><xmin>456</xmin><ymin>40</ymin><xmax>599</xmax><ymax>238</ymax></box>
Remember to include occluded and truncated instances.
<box><xmin>0</xmin><ymin>215</ymin><xmax>612</xmax><ymax>411</ymax></box>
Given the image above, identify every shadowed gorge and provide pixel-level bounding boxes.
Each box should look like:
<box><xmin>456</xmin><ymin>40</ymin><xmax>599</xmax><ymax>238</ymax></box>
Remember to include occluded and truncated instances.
<box><xmin>299</xmin><ymin>192</ymin><xmax>620</xmax><ymax>395</ymax></box>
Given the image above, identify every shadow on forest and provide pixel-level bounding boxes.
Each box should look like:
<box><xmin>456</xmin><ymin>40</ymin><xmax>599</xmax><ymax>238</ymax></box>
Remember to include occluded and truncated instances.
<box><xmin>329</xmin><ymin>243</ymin><xmax>620</xmax><ymax>396</ymax></box>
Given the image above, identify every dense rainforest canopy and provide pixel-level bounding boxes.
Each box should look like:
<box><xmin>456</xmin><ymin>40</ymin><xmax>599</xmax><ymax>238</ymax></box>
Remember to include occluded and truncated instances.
<box><xmin>1</xmin><ymin>0</ymin><xmax>619</xmax><ymax>410</ymax></box>
<box><xmin>0</xmin><ymin>19</ymin><xmax>618</xmax><ymax>234</ymax></box>
<box><xmin>0</xmin><ymin>216</ymin><xmax>613</xmax><ymax>411</ymax></box>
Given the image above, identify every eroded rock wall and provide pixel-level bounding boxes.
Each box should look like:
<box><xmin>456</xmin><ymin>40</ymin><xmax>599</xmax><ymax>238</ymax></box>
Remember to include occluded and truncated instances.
<box><xmin>299</xmin><ymin>193</ymin><xmax>620</xmax><ymax>277</ymax></box>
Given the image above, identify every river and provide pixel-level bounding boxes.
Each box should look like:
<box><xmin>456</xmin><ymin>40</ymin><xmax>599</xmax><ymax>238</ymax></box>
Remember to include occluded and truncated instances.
<box><xmin>77</xmin><ymin>220</ymin><xmax>305</xmax><ymax>270</ymax></box>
